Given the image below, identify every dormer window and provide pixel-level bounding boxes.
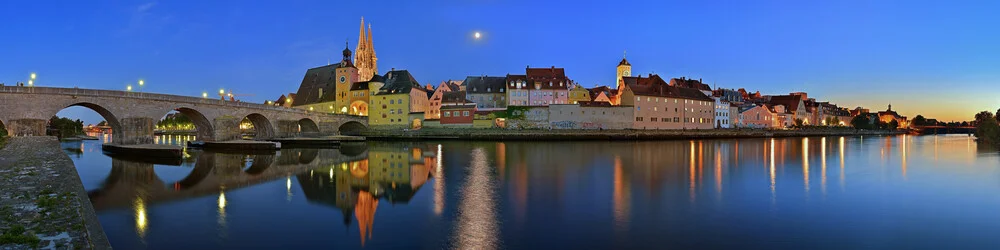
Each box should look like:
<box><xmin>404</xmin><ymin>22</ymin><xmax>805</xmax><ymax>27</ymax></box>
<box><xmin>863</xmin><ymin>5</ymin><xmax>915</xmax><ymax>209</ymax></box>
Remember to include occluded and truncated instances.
<box><xmin>487</xmin><ymin>87</ymin><xmax>491</xmax><ymax>92</ymax></box>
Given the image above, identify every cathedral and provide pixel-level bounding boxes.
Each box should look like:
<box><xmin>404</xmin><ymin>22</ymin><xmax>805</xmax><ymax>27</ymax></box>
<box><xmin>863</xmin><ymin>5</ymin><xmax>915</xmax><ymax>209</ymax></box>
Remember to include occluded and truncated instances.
<box><xmin>355</xmin><ymin>17</ymin><xmax>378</xmax><ymax>82</ymax></box>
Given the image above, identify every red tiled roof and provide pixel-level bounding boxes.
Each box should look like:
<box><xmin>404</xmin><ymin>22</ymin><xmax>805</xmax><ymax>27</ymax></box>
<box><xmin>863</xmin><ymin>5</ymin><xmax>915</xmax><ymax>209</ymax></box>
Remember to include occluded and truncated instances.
<box><xmin>668</xmin><ymin>77</ymin><xmax>711</xmax><ymax>91</ymax></box>
<box><xmin>623</xmin><ymin>75</ymin><xmax>713</xmax><ymax>101</ymax></box>
<box><xmin>767</xmin><ymin>95</ymin><xmax>803</xmax><ymax>114</ymax></box>
<box><xmin>526</xmin><ymin>67</ymin><xmax>570</xmax><ymax>90</ymax></box>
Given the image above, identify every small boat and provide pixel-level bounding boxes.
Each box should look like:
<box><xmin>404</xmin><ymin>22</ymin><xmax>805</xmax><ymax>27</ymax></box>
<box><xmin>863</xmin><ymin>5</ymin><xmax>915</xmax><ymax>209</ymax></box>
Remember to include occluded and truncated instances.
<box><xmin>187</xmin><ymin>141</ymin><xmax>206</xmax><ymax>148</ymax></box>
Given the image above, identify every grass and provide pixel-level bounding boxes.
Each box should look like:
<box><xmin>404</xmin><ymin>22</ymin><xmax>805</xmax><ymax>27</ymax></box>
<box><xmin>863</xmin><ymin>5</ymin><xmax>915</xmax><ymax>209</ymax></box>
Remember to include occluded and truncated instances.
<box><xmin>0</xmin><ymin>225</ymin><xmax>41</xmax><ymax>248</ymax></box>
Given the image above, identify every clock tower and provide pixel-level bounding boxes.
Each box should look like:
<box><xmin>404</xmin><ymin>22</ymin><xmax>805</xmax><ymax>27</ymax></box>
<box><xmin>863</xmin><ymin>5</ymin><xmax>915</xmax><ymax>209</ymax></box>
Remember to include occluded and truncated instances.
<box><xmin>616</xmin><ymin>51</ymin><xmax>631</xmax><ymax>90</ymax></box>
<box><xmin>336</xmin><ymin>42</ymin><xmax>359</xmax><ymax>114</ymax></box>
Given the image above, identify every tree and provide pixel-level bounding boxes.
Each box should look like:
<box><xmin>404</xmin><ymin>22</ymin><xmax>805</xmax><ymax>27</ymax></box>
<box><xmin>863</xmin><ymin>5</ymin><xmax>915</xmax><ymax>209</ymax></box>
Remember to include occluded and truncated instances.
<box><xmin>97</xmin><ymin>120</ymin><xmax>107</xmax><ymax>126</ymax></box>
<box><xmin>832</xmin><ymin>116</ymin><xmax>840</xmax><ymax>126</ymax></box>
<box><xmin>912</xmin><ymin>115</ymin><xmax>927</xmax><ymax>126</ymax></box>
<box><xmin>851</xmin><ymin>115</ymin><xmax>871</xmax><ymax>129</ymax></box>
<box><xmin>794</xmin><ymin>118</ymin><xmax>804</xmax><ymax>127</ymax></box>
<box><xmin>975</xmin><ymin>111</ymin><xmax>994</xmax><ymax>124</ymax></box>
<box><xmin>888</xmin><ymin>119</ymin><xmax>899</xmax><ymax>130</ymax></box>
<box><xmin>975</xmin><ymin>110</ymin><xmax>1000</xmax><ymax>145</ymax></box>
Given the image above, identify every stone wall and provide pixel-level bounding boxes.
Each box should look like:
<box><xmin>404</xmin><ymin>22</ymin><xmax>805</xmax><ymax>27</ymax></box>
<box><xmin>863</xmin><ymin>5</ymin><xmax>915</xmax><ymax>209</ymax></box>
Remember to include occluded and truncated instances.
<box><xmin>549</xmin><ymin>104</ymin><xmax>633</xmax><ymax>129</ymax></box>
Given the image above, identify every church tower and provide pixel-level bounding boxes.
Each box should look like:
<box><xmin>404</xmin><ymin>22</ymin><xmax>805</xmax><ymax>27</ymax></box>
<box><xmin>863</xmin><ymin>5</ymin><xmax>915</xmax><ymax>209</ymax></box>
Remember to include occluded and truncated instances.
<box><xmin>616</xmin><ymin>51</ymin><xmax>631</xmax><ymax>90</ymax></box>
<box><xmin>355</xmin><ymin>17</ymin><xmax>378</xmax><ymax>82</ymax></box>
<box><xmin>336</xmin><ymin>42</ymin><xmax>359</xmax><ymax>113</ymax></box>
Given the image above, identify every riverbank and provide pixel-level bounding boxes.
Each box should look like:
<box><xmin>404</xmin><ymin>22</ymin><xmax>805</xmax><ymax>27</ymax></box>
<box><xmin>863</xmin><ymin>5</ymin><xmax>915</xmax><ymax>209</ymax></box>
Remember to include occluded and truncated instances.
<box><xmin>363</xmin><ymin>128</ymin><xmax>905</xmax><ymax>141</ymax></box>
<box><xmin>0</xmin><ymin>137</ymin><xmax>110</xmax><ymax>249</ymax></box>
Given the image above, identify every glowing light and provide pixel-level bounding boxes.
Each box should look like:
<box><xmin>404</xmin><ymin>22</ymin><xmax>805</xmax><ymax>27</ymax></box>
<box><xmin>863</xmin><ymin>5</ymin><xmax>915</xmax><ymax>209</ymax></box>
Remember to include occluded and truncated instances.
<box><xmin>127</xmin><ymin>85</ymin><xmax>132</xmax><ymax>91</ymax></box>
<box><xmin>474</xmin><ymin>32</ymin><xmax>482</xmax><ymax>39</ymax></box>
<box><xmin>134</xmin><ymin>197</ymin><xmax>148</xmax><ymax>237</ymax></box>
<box><xmin>202</xmin><ymin>92</ymin><xmax>208</xmax><ymax>98</ymax></box>
<box><xmin>220</xmin><ymin>89</ymin><xmax>226</xmax><ymax>94</ymax></box>
<box><xmin>30</xmin><ymin>73</ymin><xmax>36</xmax><ymax>80</ymax></box>
<box><xmin>286</xmin><ymin>176</ymin><xmax>293</xmax><ymax>202</ymax></box>
<box><xmin>434</xmin><ymin>144</ymin><xmax>444</xmax><ymax>215</ymax></box>
<box><xmin>218</xmin><ymin>191</ymin><xmax>227</xmax><ymax>209</ymax></box>
<box><xmin>138</xmin><ymin>79</ymin><xmax>144</xmax><ymax>86</ymax></box>
<box><xmin>803</xmin><ymin>137</ymin><xmax>810</xmax><ymax>194</ymax></box>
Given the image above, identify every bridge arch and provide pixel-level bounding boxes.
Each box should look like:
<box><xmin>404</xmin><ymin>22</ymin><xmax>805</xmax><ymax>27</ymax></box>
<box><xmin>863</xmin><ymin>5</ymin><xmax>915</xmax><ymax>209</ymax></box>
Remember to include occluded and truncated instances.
<box><xmin>242</xmin><ymin>113</ymin><xmax>275</xmax><ymax>139</ymax></box>
<box><xmin>64</xmin><ymin>102</ymin><xmax>123</xmax><ymax>143</ymax></box>
<box><xmin>298</xmin><ymin>118</ymin><xmax>320</xmax><ymax>136</ymax></box>
<box><xmin>173</xmin><ymin>107</ymin><xmax>214</xmax><ymax>142</ymax></box>
<box><xmin>338</xmin><ymin>121</ymin><xmax>367</xmax><ymax>136</ymax></box>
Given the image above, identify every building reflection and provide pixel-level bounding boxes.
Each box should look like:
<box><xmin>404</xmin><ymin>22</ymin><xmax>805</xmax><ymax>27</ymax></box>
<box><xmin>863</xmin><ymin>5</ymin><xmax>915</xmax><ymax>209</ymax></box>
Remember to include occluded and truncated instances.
<box><xmin>87</xmin><ymin>146</ymin><xmax>368</xmax><ymax>240</ymax></box>
<box><xmin>296</xmin><ymin>142</ymin><xmax>436</xmax><ymax>246</ymax></box>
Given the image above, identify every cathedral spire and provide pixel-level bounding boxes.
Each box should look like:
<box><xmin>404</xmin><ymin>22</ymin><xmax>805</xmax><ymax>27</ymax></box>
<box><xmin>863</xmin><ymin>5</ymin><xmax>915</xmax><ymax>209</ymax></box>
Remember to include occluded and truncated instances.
<box><xmin>358</xmin><ymin>17</ymin><xmax>367</xmax><ymax>51</ymax></box>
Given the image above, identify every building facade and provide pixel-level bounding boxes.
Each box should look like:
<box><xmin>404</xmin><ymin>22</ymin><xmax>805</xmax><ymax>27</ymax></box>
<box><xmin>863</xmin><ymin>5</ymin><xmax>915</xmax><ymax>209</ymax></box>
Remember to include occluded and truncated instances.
<box><xmin>464</xmin><ymin>76</ymin><xmax>507</xmax><ymax>111</ymax></box>
<box><xmin>738</xmin><ymin>104</ymin><xmax>775</xmax><ymax>128</ymax></box>
<box><xmin>505</xmin><ymin>74</ymin><xmax>529</xmax><ymax>106</ymax></box>
<box><xmin>568</xmin><ymin>84</ymin><xmax>591</xmax><ymax>104</ymax></box>
<box><xmin>369</xmin><ymin>70</ymin><xmax>426</xmax><ymax>129</ymax></box>
<box><xmin>618</xmin><ymin>74</ymin><xmax>715</xmax><ymax>130</ymax></box>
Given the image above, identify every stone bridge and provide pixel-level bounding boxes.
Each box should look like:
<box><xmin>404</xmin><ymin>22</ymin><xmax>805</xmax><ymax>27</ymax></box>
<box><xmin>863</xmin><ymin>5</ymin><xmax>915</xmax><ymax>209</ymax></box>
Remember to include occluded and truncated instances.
<box><xmin>0</xmin><ymin>86</ymin><xmax>368</xmax><ymax>144</ymax></box>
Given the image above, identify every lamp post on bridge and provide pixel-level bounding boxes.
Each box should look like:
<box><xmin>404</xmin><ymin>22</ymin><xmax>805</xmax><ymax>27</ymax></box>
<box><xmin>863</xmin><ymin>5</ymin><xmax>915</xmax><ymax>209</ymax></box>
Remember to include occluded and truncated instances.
<box><xmin>138</xmin><ymin>79</ymin><xmax>145</xmax><ymax>97</ymax></box>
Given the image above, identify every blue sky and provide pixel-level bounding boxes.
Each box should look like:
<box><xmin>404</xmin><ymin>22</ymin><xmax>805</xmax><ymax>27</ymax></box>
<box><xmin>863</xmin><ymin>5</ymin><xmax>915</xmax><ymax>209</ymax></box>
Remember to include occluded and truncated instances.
<box><xmin>1</xmin><ymin>0</ymin><xmax>998</xmax><ymax>124</ymax></box>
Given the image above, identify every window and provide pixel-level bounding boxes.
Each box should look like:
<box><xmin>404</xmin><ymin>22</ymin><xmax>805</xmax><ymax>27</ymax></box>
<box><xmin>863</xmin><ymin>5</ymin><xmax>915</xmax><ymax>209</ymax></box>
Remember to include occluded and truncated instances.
<box><xmin>654</xmin><ymin>107</ymin><xmax>658</xmax><ymax>111</ymax></box>
<box><xmin>463</xmin><ymin>111</ymin><xmax>470</xmax><ymax>116</ymax></box>
<box><xmin>444</xmin><ymin>111</ymin><xmax>450</xmax><ymax>117</ymax></box>
<box><xmin>390</xmin><ymin>100</ymin><xmax>395</xmax><ymax>104</ymax></box>
<box><xmin>651</xmin><ymin>117</ymin><xmax>657</xmax><ymax>122</ymax></box>
<box><xmin>637</xmin><ymin>97</ymin><xmax>641</xmax><ymax>101</ymax></box>
<box><xmin>398</xmin><ymin>109</ymin><xmax>403</xmax><ymax>114</ymax></box>
<box><xmin>635</xmin><ymin>117</ymin><xmax>642</xmax><ymax>121</ymax></box>
<box><xmin>390</xmin><ymin>109</ymin><xmax>395</xmax><ymax>114</ymax></box>
<box><xmin>675</xmin><ymin>117</ymin><xmax>680</xmax><ymax>122</ymax></box>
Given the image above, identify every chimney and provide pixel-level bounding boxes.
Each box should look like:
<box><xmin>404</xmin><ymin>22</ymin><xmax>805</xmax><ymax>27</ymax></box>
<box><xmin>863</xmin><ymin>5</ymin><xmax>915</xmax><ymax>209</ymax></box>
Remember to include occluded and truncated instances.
<box><xmin>391</xmin><ymin>67</ymin><xmax>395</xmax><ymax>71</ymax></box>
<box><xmin>699</xmin><ymin>78</ymin><xmax>702</xmax><ymax>83</ymax></box>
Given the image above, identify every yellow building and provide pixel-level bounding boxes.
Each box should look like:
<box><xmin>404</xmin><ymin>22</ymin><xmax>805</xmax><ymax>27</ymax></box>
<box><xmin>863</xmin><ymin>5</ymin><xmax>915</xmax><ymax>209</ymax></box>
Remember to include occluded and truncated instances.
<box><xmin>568</xmin><ymin>84</ymin><xmax>591</xmax><ymax>104</ymax></box>
<box><xmin>369</xmin><ymin>70</ymin><xmax>429</xmax><ymax>129</ymax></box>
<box><xmin>348</xmin><ymin>75</ymin><xmax>383</xmax><ymax>116</ymax></box>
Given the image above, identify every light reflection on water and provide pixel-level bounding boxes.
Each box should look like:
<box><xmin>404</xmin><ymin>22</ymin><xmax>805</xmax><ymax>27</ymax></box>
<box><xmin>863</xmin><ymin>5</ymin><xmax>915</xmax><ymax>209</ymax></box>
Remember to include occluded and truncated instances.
<box><xmin>60</xmin><ymin>135</ymin><xmax>1000</xmax><ymax>249</ymax></box>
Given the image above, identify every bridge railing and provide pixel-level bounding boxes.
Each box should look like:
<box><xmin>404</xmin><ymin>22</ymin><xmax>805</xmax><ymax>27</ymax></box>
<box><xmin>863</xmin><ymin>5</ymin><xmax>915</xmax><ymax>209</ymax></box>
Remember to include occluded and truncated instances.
<box><xmin>0</xmin><ymin>86</ymin><xmax>333</xmax><ymax>116</ymax></box>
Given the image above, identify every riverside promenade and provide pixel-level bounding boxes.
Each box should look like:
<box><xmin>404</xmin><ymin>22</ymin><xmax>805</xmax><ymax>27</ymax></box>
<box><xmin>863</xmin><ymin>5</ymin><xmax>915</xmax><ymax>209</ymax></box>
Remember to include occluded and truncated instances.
<box><xmin>363</xmin><ymin>128</ymin><xmax>905</xmax><ymax>141</ymax></box>
<box><xmin>0</xmin><ymin>137</ymin><xmax>110</xmax><ymax>249</ymax></box>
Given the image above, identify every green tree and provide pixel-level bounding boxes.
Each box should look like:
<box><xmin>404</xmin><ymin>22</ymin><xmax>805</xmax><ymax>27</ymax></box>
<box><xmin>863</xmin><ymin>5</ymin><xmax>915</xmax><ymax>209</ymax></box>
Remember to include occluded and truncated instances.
<box><xmin>97</xmin><ymin>120</ymin><xmax>107</xmax><ymax>126</ymax></box>
<box><xmin>850</xmin><ymin>115</ymin><xmax>871</xmax><ymax>129</ymax></box>
<box><xmin>794</xmin><ymin>118</ymin><xmax>804</xmax><ymax>127</ymax></box>
<box><xmin>975</xmin><ymin>111</ymin><xmax>1000</xmax><ymax>145</ymax></box>
<box><xmin>888</xmin><ymin>119</ymin><xmax>899</xmax><ymax>130</ymax></box>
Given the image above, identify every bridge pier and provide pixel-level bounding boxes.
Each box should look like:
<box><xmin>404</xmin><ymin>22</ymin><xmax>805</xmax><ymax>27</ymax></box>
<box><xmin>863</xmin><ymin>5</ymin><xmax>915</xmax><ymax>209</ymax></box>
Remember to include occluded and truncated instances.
<box><xmin>119</xmin><ymin>117</ymin><xmax>155</xmax><ymax>145</ymax></box>
<box><xmin>5</xmin><ymin>118</ymin><xmax>46</xmax><ymax>136</ymax></box>
<box><xmin>212</xmin><ymin>116</ymin><xmax>242</xmax><ymax>141</ymax></box>
<box><xmin>275</xmin><ymin>120</ymin><xmax>299</xmax><ymax>138</ymax></box>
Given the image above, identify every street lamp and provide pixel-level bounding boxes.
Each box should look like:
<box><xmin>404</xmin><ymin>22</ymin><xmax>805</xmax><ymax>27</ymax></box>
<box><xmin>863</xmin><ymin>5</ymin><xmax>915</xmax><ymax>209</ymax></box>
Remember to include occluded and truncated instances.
<box><xmin>138</xmin><ymin>79</ymin><xmax>144</xmax><ymax>92</ymax></box>
<box><xmin>127</xmin><ymin>85</ymin><xmax>133</xmax><ymax>91</ymax></box>
<box><xmin>202</xmin><ymin>92</ymin><xmax>208</xmax><ymax>98</ymax></box>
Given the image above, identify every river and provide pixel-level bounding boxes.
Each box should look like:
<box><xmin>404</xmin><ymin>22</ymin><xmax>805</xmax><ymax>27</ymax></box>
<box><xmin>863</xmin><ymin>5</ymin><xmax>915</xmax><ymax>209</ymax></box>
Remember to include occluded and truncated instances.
<box><xmin>61</xmin><ymin>134</ymin><xmax>1000</xmax><ymax>249</ymax></box>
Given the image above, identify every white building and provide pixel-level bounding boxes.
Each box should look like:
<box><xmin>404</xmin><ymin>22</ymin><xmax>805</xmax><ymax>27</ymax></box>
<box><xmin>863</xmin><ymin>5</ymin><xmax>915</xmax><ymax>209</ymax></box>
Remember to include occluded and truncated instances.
<box><xmin>713</xmin><ymin>95</ymin><xmax>731</xmax><ymax>128</ymax></box>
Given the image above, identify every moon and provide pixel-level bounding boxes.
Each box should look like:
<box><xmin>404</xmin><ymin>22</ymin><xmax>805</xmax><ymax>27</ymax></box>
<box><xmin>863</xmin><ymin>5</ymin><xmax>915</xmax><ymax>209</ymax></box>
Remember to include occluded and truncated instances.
<box><xmin>474</xmin><ymin>32</ymin><xmax>481</xmax><ymax>39</ymax></box>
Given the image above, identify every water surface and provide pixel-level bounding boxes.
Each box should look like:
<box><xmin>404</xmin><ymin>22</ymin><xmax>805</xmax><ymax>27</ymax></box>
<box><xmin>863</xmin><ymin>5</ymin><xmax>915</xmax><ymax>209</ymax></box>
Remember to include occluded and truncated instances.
<box><xmin>63</xmin><ymin>134</ymin><xmax>1000</xmax><ymax>249</ymax></box>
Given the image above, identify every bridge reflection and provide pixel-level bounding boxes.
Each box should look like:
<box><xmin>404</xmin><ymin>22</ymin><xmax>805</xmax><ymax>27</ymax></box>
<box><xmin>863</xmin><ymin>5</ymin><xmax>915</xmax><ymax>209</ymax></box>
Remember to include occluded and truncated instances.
<box><xmin>87</xmin><ymin>146</ymin><xmax>369</xmax><ymax>211</ymax></box>
<box><xmin>296</xmin><ymin>142</ymin><xmax>437</xmax><ymax>246</ymax></box>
